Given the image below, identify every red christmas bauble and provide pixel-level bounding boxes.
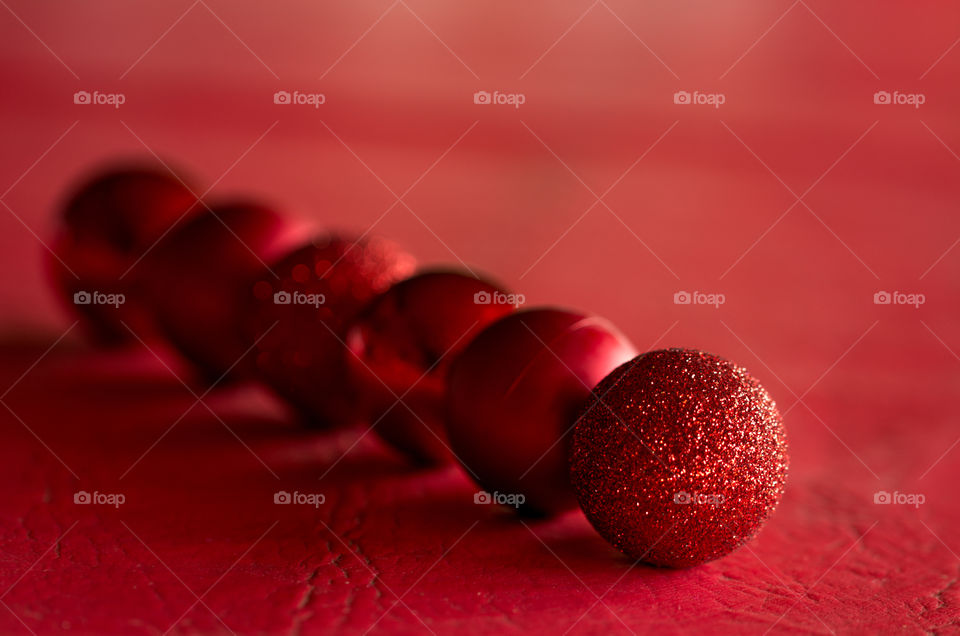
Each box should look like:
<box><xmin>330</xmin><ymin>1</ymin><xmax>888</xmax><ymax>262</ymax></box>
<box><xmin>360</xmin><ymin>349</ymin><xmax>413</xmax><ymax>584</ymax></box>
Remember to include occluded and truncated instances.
<box><xmin>49</xmin><ymin>166</ymin><xmax>201</xmax><ymax>345</ymax></box>
<box><xmin>345</xmin><ymin>271</ymin><xmax>518</xmax><ymax>464</ymax></box>
<box><xmin>569</xmin><ymin>349</ymin><xmax>789</xmax><ymax>568</ymax></box>
<box><xmin>446</xmin><ymin>308</ymin><xmax>637</xmax><ymax>515</ymax></box>
<box><xmin>140</xmin><ymin>201</ymin><xmax>303</xmax><ymax>383</ymax></box>
<box><xmin>250</xmin><ymin>236</ymin><xmax>415</xmax><ymax>427</ymax></box>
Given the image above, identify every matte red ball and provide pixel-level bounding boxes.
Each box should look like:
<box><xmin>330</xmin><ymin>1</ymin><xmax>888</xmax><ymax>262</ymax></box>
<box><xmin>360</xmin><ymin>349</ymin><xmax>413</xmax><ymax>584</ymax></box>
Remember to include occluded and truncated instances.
<box><xmin>139</xmin><ymin>201</ymin><xmax>303</xmax><ymax>383</ymax></box>
<box><xmin>345</xmin><ymin>271</ymin><xmax>518</xmax><ymax>464</ymax></box>
<box><xmin>250</xmin><ymin>236</ymin><xmax>415</xmax><ymax>427</ymax></box>
<box><xmin>49</xmin><ymin>165</ymin><xmax>201</xmax><ymax>345</ymax></box>
<box><xmin>446</xmin><ymin>308</ymin><xmax>637</xmax><ymax>515</ymax></box>
<box><xmin>569</xmin><ymin>349</ymin><xmax>789</xmax><ymax>568</ymax></box>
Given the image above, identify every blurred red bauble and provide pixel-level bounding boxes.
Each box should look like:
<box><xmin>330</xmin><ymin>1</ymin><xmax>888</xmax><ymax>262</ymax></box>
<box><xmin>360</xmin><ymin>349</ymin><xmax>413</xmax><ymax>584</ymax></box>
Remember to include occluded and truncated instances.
<box><xmin>445</xmin><ymin>308</ymin><xmax>637</xmax><ymax>515</ymax></box>
<box><xmin>140</xmin><ymin>201</ymin><xmax>303</xmax><ymax>384</ymax></box>
<box><xmin>49</xmin><ymin>166</ymin><xmax>201</xmax><ymax>345</ymax></box>
<box><xmin>569</xmin><ymin>349</ymin><xmax>788</xmax><ymax>568</ymax></box>
<box><xmin>250</xmin><ymin>236</ymin><xmax>415</xmax><ymax>428</ymax></box>
<box><xmin>345</xmin><ymin>271</ymin><xmax>518</xmax><ymax>464</ymax></box>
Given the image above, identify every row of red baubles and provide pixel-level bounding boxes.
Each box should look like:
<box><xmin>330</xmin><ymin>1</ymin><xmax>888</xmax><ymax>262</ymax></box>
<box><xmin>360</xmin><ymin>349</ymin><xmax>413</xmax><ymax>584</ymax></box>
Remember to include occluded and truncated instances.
<box><xmin>50</xmin><ymin>165</ymin><xmax>789</xmax><ymax>568</ymax></box>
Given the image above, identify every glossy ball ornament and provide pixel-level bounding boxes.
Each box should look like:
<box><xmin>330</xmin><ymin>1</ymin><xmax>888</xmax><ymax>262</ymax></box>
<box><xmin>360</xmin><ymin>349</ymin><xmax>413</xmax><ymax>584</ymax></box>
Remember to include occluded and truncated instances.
<box><xmin>140</xmin><ymin>201</ymin><xmax>302</xmax><ymax>383</ymax></box>
<box><xmin>49</xmin><ymin>165</ymin><xmax>201</xmax><ymax>345</ymax></box>
<box><xmin>250</xmin><ymin>236</ymin><xmax>415</xmax><ymax>428</ymax></box>
<box><xmin>569</xmin><ymin>349</ymin><xmax>789</xmax><ymax>568</ymax></box>
<box><xmin>345</xmin><ymin>271</ymin><xmax>518</xmax><ymax>464</ymax></box>
<box><xmin>446</xmin><ymin>308</ymin><xmax>637</xmax><ymax>515</ymax></box>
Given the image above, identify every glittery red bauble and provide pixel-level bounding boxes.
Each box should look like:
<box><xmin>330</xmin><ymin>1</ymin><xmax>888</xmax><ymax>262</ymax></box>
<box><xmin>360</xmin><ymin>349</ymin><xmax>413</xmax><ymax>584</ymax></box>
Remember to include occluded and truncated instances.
<box><xmin>446</xmin><ymin>308</ymin><xmax>637</xmax><ymax>515</ymax></box>
<box><xmin>250</xmin><ymin>236</ymin><xmax>415</xmax><ymax>427</ymax></box>
<box><xmin>140</xmin><ymin>201</ymin><xmax>302</xmax><ymax>383</ymax></box>
<box><xmin>569</xmin><ymin>349</ymin><xmax>789</xmax><ymax>568</ymax></box>
<box><xmin>49</xmin><ymin>166</ymin><xmax>201</xmax><ymax>345</ymax></box>
<box><xmin>345</xmin><ymin>271</ymin><xmax>518</xmax><ymax>464</ymax></box>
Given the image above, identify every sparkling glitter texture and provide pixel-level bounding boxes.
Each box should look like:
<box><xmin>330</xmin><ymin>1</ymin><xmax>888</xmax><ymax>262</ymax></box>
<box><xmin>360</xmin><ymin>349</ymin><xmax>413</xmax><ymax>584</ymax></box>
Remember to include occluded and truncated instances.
<box><xmin>249</xmin><ymin>235</ymin><xmax>415</xmax><ymax>427</ymax></box>
<box><xmin>569</xmin><ymin>349</ymin><xmax>788</xmax><ymax>568</ymax></box>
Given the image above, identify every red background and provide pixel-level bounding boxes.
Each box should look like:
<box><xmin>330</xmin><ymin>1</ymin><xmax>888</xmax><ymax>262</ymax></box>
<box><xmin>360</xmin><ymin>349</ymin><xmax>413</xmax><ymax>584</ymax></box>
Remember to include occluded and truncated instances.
<box><xmin>2</xmin><ymin>1</ymin><xmax>960</xmax><ymax>633</ymax></box>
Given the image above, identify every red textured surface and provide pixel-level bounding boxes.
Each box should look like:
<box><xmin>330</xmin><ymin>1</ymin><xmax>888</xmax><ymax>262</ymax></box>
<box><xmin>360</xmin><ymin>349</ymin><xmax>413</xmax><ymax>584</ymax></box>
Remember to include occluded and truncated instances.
<box><xmin>2</xmin><ymin>1</ymin><xmax>960</xmax><ymax>634</ymax></box>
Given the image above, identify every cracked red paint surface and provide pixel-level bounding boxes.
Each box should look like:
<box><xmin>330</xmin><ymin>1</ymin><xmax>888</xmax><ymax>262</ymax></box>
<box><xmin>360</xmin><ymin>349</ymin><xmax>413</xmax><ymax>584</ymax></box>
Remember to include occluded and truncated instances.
<box><xmin>0</xmin><ymin>333</ymin><xmax>958</xmax><ymax>634</ymax></box>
